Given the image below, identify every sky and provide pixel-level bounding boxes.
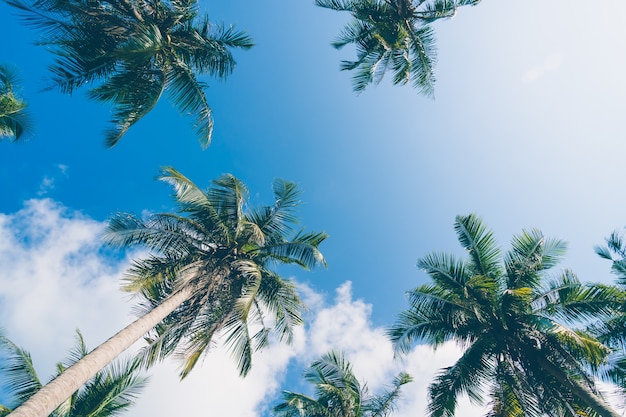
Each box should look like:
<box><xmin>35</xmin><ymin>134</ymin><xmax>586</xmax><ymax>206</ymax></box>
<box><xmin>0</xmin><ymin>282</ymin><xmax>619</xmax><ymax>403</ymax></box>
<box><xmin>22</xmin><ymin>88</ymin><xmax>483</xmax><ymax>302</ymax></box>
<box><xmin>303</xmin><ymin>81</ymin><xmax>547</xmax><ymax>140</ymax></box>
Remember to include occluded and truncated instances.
<box><xmin>1</xmin><ymin>0</ymin><xmax>626</xmax><ymax>416</ymax></box>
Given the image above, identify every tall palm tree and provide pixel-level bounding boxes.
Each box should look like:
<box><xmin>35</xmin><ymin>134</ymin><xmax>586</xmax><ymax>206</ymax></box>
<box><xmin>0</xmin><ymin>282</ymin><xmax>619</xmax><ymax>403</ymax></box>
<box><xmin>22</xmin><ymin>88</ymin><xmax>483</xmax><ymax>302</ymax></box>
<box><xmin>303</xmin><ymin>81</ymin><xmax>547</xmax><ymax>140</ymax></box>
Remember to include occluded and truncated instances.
<box><xmin>0</xmin><ymin>65</ymin><xmax>30</xmax><ymax>142</ymax></box>
<box><xmin>315</xmin><ymin>0</ymin><xmax>481</xmax><ymax>94</ymax></box>
<box><xmin>273</xmin><ymin>351</ymin><xmax>412</xmax><ymax>417</ymax></box>
<box><xmin>5</xmin><ymin>0</ymin><xmax>253</xmax><ymax>147</ymax></box>
<box><xmin>7</xmin><ymin>167</ymin><xmax>327</xmax><ymax>417</ymax></box>
<box><xmin>0</xmin><ymin>330</ymin><xmax>147</xmax><ymax>417</ymax></box>
<box><xmin>388</xmin><ymin>214</ymin><xmax>622</xmax><ymax>417</ymax></box>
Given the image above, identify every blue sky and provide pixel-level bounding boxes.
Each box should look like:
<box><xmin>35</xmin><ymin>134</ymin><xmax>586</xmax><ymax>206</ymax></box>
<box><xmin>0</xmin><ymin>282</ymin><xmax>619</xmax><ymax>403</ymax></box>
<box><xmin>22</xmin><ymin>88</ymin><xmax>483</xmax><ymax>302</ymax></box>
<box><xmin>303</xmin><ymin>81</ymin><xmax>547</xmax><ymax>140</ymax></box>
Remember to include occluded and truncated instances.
<box><xmin>2</xmin><ymin>0</ymin><xmax>626</xmax><ymax>415</ymax></box>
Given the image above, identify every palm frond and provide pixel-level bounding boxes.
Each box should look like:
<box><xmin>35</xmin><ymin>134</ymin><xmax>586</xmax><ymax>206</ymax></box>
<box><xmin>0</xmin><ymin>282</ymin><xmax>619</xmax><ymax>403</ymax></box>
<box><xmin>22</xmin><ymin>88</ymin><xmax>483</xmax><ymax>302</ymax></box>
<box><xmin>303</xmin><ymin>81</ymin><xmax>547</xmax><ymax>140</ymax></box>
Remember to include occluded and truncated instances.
<box><xmin>364</xmin><ymin>372</ymin><xmax>413</xmax><ymax>417</ymax></box>
<box><xmin>314</xmin><ymin>0</ymin><xmax>358</xmax><ymax>12</ymax></box>
<box><xmin>428</xmin><ymin>337</ymin><xmax>495</xmax><ymax>417</ymax></box>
<box><xmin>166</xmin><ymin>60</ymin><xmax>213</xmax><ymax>148</ymax></box>
<box><xmin>0</xmin><ymin>333</ymin><xmax>42</xmax><ymax>406</ymax></box>
<box><xmin>69</xmin><ymin>356</ymin><xmax>147</xmax><ymax>417</ymax></box>
<box><xmin>454</xmin><ymin>214</ymin><xmax>501</xmax><ymax>278</ymax></box>
<box><xmin>257</xmin><ymin>271</ymin><xmax>303</xmax><ymax>344</ymax></box>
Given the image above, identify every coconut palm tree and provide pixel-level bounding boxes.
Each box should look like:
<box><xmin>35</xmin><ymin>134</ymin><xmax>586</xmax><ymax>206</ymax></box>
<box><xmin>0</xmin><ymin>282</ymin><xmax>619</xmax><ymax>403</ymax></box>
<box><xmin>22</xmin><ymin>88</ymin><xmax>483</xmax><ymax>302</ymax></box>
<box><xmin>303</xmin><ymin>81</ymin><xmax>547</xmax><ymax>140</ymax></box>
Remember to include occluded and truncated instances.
<box><xmin>0</xmin><ymin>330</ymin><xmax>147</xmax><ymax>417</ymax></box>
<box><xmin>5</xmin><ymin>0</ymin><xmax>253</xmax><ymax>147</ymax></box>
<box><xmin>315</xmin><ymin>0</ymin><xmax>481</xmax><ymax>94</ymax></box>
<box><xmin>273</xmin><ymin>351</ymin><xmax>412</xmax><ymax>417</ymax></box>
<box><xmin>7</xmin><ymin>167</ymin><xmax>327</xmax><ymax>417</ymax></box>
<box><xmin>388</xmin><ymin>214</ymin><xmax>622</xmax><ymax>417</ymax></box>
<box><xmin>0</xmin><ymin>65</ymin><xmax>30</xmax><ymax>142</ymax></box>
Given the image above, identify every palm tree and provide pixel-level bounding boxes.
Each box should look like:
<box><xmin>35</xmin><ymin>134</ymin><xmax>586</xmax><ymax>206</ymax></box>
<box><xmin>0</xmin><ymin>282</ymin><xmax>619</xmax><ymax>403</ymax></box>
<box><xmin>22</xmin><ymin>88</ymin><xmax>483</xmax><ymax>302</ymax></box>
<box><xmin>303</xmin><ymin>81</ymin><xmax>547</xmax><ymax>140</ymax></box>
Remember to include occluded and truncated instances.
<box><xmin>7</xmin><ymin>167</ymin><xmax>327</xmax><ymax>417</ymax></box>
<box><xmin>0</xmin><ymin>330</ymin><xmax>147</xmax><ymax>417</ymax></box>
<box><xmin>594</xmin><ymin>230</ymin><xmax>626</xmax><ymax>392</ymax></box>
<box><xmin>273</xmin><ymin>351</ymin><xmax>412</xmax><ymax>417</ymax></box>
<box><xmin>0</xmin><ymin>65</ymin><xmax>30</xmax><ymax>142</ymax></box>
<box><xmin>315</xmin><ymin>0</ymin><xmax>481</xmax><ymax>94</ymax></box>
<box><xmin>5</xmin><ymin>0</ymin><xmax>253</xmax><ymax>147</ymax></box>
<box><xmin>388</xmin><ymin>214</ymin><xmax>622</xmax><ymax>417</ymax></box>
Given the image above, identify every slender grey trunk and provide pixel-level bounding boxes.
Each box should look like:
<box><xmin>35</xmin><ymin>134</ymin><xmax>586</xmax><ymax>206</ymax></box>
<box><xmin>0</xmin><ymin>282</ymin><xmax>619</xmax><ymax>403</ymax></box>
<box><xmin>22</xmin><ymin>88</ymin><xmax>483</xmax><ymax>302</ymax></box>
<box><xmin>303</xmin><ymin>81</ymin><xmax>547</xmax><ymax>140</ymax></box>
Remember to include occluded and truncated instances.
<box><xmin>7</xmin><ymin>288</ymin><xmax>193</xmax><ymax>417</ymax></box>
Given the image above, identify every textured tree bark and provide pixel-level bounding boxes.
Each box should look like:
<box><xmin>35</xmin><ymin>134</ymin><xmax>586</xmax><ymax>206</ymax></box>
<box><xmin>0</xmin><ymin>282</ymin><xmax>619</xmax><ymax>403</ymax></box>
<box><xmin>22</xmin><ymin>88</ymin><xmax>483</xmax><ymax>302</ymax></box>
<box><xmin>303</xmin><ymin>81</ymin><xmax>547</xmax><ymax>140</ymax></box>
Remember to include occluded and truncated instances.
<box><xmin>8</xmin><ymin>287</ymin><xmax>192</xmax><ymax>417</ymax></box>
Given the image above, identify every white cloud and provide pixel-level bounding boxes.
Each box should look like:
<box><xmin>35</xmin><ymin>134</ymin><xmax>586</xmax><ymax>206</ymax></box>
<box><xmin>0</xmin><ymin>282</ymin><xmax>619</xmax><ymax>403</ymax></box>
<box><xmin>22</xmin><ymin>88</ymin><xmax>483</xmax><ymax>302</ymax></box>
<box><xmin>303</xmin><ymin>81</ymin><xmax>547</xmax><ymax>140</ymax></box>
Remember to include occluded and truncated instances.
<box><xmin>0</xmin><ymin>199</ymin><xmax>132</xmax><ymax>377</ymax></box>
<box><xmin>36</xmin><ymin>165</ymin><xmax>69</xmax><ymax>196</ymax></box>
<box><xmin>37</xmin><ymin>176</ymin><xmax>55</xmax><ymax>196</ymax></box>
<box><xmin>522</xmin><ymin>54</ymin><xmax>565</xmax><ymax>83</ymax></box>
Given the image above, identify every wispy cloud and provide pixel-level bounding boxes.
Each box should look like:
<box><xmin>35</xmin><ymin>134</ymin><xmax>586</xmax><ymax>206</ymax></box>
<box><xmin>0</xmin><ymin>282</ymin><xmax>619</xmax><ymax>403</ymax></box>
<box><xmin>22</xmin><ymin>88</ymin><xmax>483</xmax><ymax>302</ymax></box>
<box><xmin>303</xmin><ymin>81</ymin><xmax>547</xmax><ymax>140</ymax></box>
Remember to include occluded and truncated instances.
<box><xmin>36</xmin><ymin>165</ymin><xmax>70</xmax><ymax>196</ymax></box>
<box><xmin>522</xmin><ymin>54</ymin><xmax>565</xmax><ymax>83</ymax></box>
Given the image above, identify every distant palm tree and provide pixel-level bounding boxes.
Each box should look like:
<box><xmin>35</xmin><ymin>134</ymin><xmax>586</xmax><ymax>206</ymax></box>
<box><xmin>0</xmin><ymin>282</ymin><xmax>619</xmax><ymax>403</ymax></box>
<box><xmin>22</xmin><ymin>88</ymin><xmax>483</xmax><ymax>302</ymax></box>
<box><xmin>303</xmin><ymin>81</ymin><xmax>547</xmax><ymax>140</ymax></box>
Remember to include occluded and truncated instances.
<box><xmin>0</xmin><ymin>330</ymin><xmax>146</xmax><ymax>417</ymax></box>
<box><xmin>7</xmin><ymin>167</ymin><xmax>327</xmax><ymax>417</ymax></box>
<box><xmin>273</xmin><ymin>351</ymin><xmax>412</xmax><ymax>417</ymax></box>
<box><xmin>6</xmin><ymin>0</ymin><xmax>253</xmax><ymax>147</ymax></box>
<box><xmin>389</xmin><ymin>214</ymin><xmax>622</xmax><ymax>417</ymax></box>
<box><xmin>0</xmin><ymin>65</ymin><xmax>30</xmax><ymax>142</ymax></box>
<box><xmin>315</xmin><ymin>0</ymin><xmax>480</xmax><ymax>94</ymax></box>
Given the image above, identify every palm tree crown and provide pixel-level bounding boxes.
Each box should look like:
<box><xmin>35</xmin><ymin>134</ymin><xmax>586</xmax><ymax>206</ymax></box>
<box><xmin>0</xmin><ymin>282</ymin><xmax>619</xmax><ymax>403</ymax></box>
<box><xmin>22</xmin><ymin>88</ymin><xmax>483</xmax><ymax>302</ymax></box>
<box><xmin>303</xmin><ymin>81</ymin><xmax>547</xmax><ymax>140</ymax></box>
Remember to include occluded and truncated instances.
<box><xmin>273</xmin><ymin>351</ymin><xmax>412</xmax><ymax>417</ymax></box>
<box><xmin>0</xmin><ymin>330</ymin><xmax>147</xmax><ymax>417</ymax></box>
<box><xmin>315</xmin><ymin>0</ymin><xmax>481</xmax><ymax>94</ymax></box>
<box><xmin>0</xmin><ymin>65</ymin><xmax>30</xmax><ymax>142</ymax></box>
<box><xmin>104</xmin><ymin>167</ymin><xmax>328</xmax><ymax>377</ymax></box>
<box><xmin>5</xmin><ymin>0</ymin><xmax>253</xmax><ymax>147</ymax></box>
<box><xmin>388</xmin><ymin>214</ymin><xmax>622</xmax><ymax>417</ymax></box>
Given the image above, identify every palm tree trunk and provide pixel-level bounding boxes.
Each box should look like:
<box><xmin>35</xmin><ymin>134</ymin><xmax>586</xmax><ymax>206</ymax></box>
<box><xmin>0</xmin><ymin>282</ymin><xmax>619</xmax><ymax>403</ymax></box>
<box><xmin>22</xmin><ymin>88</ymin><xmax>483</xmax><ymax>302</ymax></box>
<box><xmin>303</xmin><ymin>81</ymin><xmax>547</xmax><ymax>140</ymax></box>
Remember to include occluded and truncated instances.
<box><xmin>533</xmin><ymin>353</ymin><xmax>621</xmax><ymax>417</ymax></box>
<box><xmin>7</xmin><ymin>287</ymin><xmax>193</xmax><ymax>417</ymax></box>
